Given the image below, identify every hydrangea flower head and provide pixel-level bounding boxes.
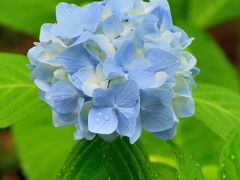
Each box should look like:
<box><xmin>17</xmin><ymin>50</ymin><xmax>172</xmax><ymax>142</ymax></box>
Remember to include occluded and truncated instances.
<box><xmin>28</xmin><ymin>0</ymin><xmax>199</xmax><ymax>143</ymax></box>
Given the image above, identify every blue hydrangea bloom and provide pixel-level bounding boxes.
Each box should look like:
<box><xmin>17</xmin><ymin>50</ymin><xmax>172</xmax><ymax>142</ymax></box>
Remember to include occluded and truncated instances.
<box><xmin>28</xmin><ymin>0</ymin><xmax>199</xmax><ymax>144</ymax></box>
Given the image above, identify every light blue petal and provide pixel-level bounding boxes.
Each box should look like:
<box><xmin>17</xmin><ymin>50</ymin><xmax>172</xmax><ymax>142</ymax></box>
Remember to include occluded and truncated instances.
<box><xmin>71</xmin><ymin>66</ymin><xmax>94</xmax><ymax>91</ymax></box>
<box><xmin>110</xmin><ymin>0</ymin><xmax>135</xmax><ymax>17</ymax></box>
<box><xmin>173</xmin><ymin>75</ymin><xmax>191</xmax><ymax>96</ymax></box>
<box><xmin>117</xmin><ymin>107</ymin><xmax>138</xmax><ymax>137</ymax></box>
<box><xmin>56</xmin><ymin>45</ymin><xmax>98</xmax><ymax>75</ymax></box>
<box><xmin>88</xmin><ymin>107</ymin><xmax>118</xmax><ymax>134</ymax></box>
<box><xmin>115</xmin><ymin>41</ymin><xmax>136</xmax><ymax>67</ymax></box>
<box><xmin>112</xmin><ymin>80</ymin><xmax>139</xmax><ymax>107</ymax></box>
<box><xmin>73</xmin><ymin>32</ymin><xmax>116</xmax><ymax>58</ymax></box>
<box><xmin>130</xmin><ymin>116</ymin><xmax>142</xmax><ymax>144</ymax></box>
<box><xmin>102</xmin><ymin>15</ymin><xmax>124</xmax><ymax>39</ymax></box>
<box><xmin>103</xmin><ymin>58</ymin><xmax>125</xmax><ymax>77</ymax></box>
<box><xmin>75</xmin><ymin>101</ymin><xmax>95</xmax><ymax>140</ymax></box>
<box><xmin>45</xmin><ymin>81</ymin><xmax>78</xmax><ymax>114</ymax></box>
<box><xmin>92</xmin><ymin>89</ymin><xmax>115</xmax><ymax>107</ymax></box>
<box><xmin>154</xmin><ymin>122</ymin><xmax>177</xmax><ymax>140</ymax></box>
<box><xmin>173</xmin><ymin>94</ymin><xmax>195</xmax><ymax>118</ymax></box>
<box><xmin>52</xmin><ymin>110</ymin><xmax>78</xmax><ymax>128</ymax></box>
<box><xmin>127</xmin><ymin>58</ymin><xmax>155</xmax><ymax>89</ymax></box>
<box><xmin>151</xmin><ymin>6</ymin><xmax>172</xmax><ymax>30</ymax></box>
<box><xmin>145</xmin><ymin>48</ymin><xmax>180</xmax><ymax>76</ymax></box>
<box><xmin>190</xmin><ymin>67</ymin><xmax>200</xmax><ymax>76</ymax></box>
<box><xmin>40</xmin><ymin>23</ymin><xmax>54</xmax><ymax>42</ymax></box>
<box><xmin>140</xmin><ymin>88</ymin><xmax>175</xmax><ymax>132</ymax></box>
<box><xmin>31</xmin><ymin>63</ymin><xmax>55</xmax><ymax>82</ymax></box>
<box><xmin>54</xmin><ymin>2</ymin><xmax>83</xmax><ymax>38</ymax></box>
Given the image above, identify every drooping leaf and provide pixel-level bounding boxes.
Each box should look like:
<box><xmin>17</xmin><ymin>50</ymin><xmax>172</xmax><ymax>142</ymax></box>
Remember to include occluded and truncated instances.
<box><xmin>167</xmin><ymin>141</ymin><xmax>205</xmax><ymax>180</ymax></box>
<box><xmin>187</xmin><ymin>29</ymin><xmax>239</xmax><ymax>91</ymax></box>
<box><xmin>188</xmin><ymin>0</ymin><xmax>240</xmax><ymax>28</ymax></box>
<box><xmin>0</xmin><ymin>0</ymin><xmax>92</xmax><ymax>36</ymax></box>
<box><xmin>151</xmin><ymin>162</ymin><xmax>178</xmax><ymax>180</ymax></box>
<box><xmin>179</xmin><ymin>118</ymin><xmax>223</xmax><ymax>165</ymax></box>
<box><xmin>219</xmin><ymin>129</ymin><xmax>240</xmax><ymax>180</ymax></box>
<box><xmin>0</xmin><ymin>53</ymin><xmax>43</xmax><ymax>128</ymax></box>
<box><xmin>12</xmin><ymin>106</ymin><xmax>75</xmax><ymax>180</ymax></box>
<box><xmin>57</xmin><ymin>137</ymin><xmax>152</xmax><ymax>180</ymax></box>
<box><xmin>193</xmin><ymin>83</ymin><xmax>240</xmax><ymax>140</ymax></box>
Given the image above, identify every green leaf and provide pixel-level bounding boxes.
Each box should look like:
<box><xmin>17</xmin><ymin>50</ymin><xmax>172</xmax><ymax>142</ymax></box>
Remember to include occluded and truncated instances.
<box><xmin>179</xmin><ymin>118</ymin><xmax>223</xmax><ymax>165</ymax></box>
<box><xmin>193</xmin><ymin>83</ymin><xmax>240</xmax><ymax>140</ymax></box>
<box><xmin>0</xmin><ymin>0</ymin><xmax>92</xmax><ymax>36</ymax></box>
<box><xmin>219</xmin><ymin>129</ymin><xmax>240</xmax><ymax>180</ymax></box>
<box><xmin>151</xmin><ymin>163</ymin><xmax>178</xmax><ymax>180</ymax></box>
<box><xmin>57</xmin><ymin>137</ymin><xmax>152</xmax><ymax>180</ymax></box>
<box><xmin>167</xmin><ymin>141</ymin><xmax>205</xmax><ymax>180</ymax></box>
<box><xmin>12</xmin><ymin>106</ymin><xmax>75</xmax><ymax>180</ymax></box>
<box><xmin>187</xmin><ymin>29</ymin><xmax>239</xmax><ymax>91</ymax></box>
<box><xmin>189</xmin><ymin>0</ymin><xmax>240</xmax><ymax>28</ymax></box>
<box><xmin>0</xmin><ymin>53</ymin><xmax>43</xmax><ymax>128</ymax></box>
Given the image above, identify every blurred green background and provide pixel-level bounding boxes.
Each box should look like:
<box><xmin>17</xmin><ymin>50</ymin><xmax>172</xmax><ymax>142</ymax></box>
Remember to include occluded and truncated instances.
<box><xmin>0</xmin><ymin>0</ymin><xmax>239</xmax><ymax>180</ymax></box>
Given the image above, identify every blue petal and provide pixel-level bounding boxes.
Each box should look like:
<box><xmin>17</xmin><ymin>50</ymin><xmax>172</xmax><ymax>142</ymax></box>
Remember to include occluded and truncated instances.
<box><xmin>102</xmin><ymin>15</ymin><xmax>124</xmax><ymax>39</ymax></box>
<box><xmin>173</xmin><ymin>94</ymin><xmax>195</xmax><ymax>118</ymax></box>
<box><xmin>56</xmin><ymin>45</ymin><xmax>98</xmax><ymax>75</ymax></box>
<box><xmin>130</xmin><ymin>116</ymin><xmax>142</xmax><ymax>144</ymax></box>
<box><xmin>73</xmin><ymin>32</ymin><xmax>116</xmax><ymax>58</ymax></box>
<box><xmin>115</xmin><ymin>41</ymin><xmax>136</xmax><ymax>67</ymax></box>
<box><xmin>153</xmin><ymin>122</ymin><xmax>177</xmax><ymax>140</ymax></box>
<box><xmin>145</xmin><ymin>48</ymin><xmax>180</xmax><ymax>76</ymax></box>
<box><xmin>54</xmin><ymin>3</ymin><xmax>83</xmax><ymax>38</ymax></box>
<box><xmin>40</xmin><ymin>23</ymin><xmax>53</xmax><ymax>42</ymax></box>
<box><xmin>75</xmin><ymin>101</ymin><xmax>95</xmax><ymax>140</ymax></box>
<box><xmin>92</xmin><ymin>88</ymin><xmax>115</xmax><ymax>107</ymax></box>
<box><xmin>140</xmin><ymin>88</ymin><xmax>175</xmax><ymax>132</ymax></box>
<box><xmin>88</xmin><ymin>107</ymin><xmax>118</xmax><ymax>134</ymax></box>
<box><xmin>112</xmin><ymin>80</ymin><xmax>140</xmax><ymax>107</ymax></box>
<box><xmin>173</xmin><ymin>75</ymin><xmax>191</xmax><ymax>96</ymax></box>
<box><xmin>31</xmin><ymin>63</ymin><xmax>55</xmax><ymax>82</ymax></box>
<box><xmin>117</xmin><ymin>107</ymin><xmax>139</xmax><ymax>137</ymax></box>
<box><xmin>151</xmin><ymin>6</ymin><xmax>172</xmax><ymax>30</ymax></box>
<box><xmin>103</xmin><ymin>58</ymin><xmax>125</xmax><ymax>78</ymax></box>
<box><xmin>110</xmin><ymin>0</ymin><xmax>135</xmax><ymax>17</ymax></box>
<box><xmin>45</xmin><ymin>81</ymin><xmax>78</xmax><ymax>114</ymax></box>
<box><xmin>52</xmin><ymin>110</ymin><xmax>78</xmax><ymax>127</ymax></box>
<box><xmin>127</xmin><ymin>58</ymin><xmax>155</xmax><ymax>89</ymax></box>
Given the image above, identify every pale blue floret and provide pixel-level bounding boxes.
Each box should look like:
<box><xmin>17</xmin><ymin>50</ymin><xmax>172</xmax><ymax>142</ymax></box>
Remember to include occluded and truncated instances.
<box><xmin>56</xmin><ymin>45</ymin><xmax>99</xmax><ymax>75</ymax></box>
<box><xmin>103</xmin><ymin>42</ymin><xmax>155</xmax><ymax>89</ymax></box>
<box><xmin>89</xmin><ymin>80</ymin><xmax>139</xmax><ymax>137</ymax></box>
<box><xmin>28</xmin><ymin>0</ymin><xmax>199</xmax><ymax>143</ymax></box>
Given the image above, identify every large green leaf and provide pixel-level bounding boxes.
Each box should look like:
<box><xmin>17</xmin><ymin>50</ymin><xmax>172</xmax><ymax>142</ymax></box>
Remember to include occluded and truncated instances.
<box><xmin>187</xmin><ymin>29</ymin><xmax>239</xmax><ymax>91</ymax></box>
<box><xmin>167</xmin><ymin>141</ymin><xmax>205</xmax><ymax>180</ymax></box>
<box><xmin>57</xmin><ymin>137</ymin><xmax>152</xmax><ymax>180</ymax></box>
<box><xmin>189</xmin><ymin>0</ymin><xmax>240</xmax><ymax>28</ymax></box>
<box><xmin>0</xmin><ymin>53</ymin><xmax>44</xmax><ymax>128</ymax></box>
<box><xmin>12</xmin><ymin>106</ymin><xmax>75</xmax><ymax>180</ymax></box>
<box><xmin>0</xmin><ymin>0</ymin><xmax>91</xmax><ymax>36</ymax></box>
<box><xmin>193</xmin><ymin>83</ymin><xmax>240</xmax><ymax>140</ymax></box>
<box><xmin>151</xmin><ymin>163</ymin><xmax>178</xmax><ymax>180</ymax></box>
<box><xmin>219</xmin><ymin>129</ymin><xmax>240</xmax><ymax>180</ymax></box>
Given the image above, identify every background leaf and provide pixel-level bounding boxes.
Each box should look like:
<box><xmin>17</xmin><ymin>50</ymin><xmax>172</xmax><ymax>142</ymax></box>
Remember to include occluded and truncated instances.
<box><xmin>13</xmin><ymin>106</ymin><xmax>75</xmax><ymax>180</ymax></box>
<box><xmin>188</xmin><ymin>0</ymin><xmax>240</xmax><ymax>28</ymax></box>
<box><xmin>193</xmin><ymin>83</ymin><xmax>240</xmax><ymax>140</ymax></box>
<box><xmin>219</xmin><ymin>129</ymin><xmax>240</xmax><ymax>180</ymax></box>
<box><xmin>151</xmin><ymin>162</ymin><xmax>178</xmax><ymax>180</ymax></box>
<box><xmin>57</xmin><ymin>137</ymin><xmax>152</xmax><ymax>180</ymax></box>
<box><xmin>0</xmin><ymin>53</ymin><xmax>44</xmax><ymax>128</ymax></box>
<box><xmin>167</xmin><ymin>141</ymin><xmax>205</xmax><ymax>180</ymax></box>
